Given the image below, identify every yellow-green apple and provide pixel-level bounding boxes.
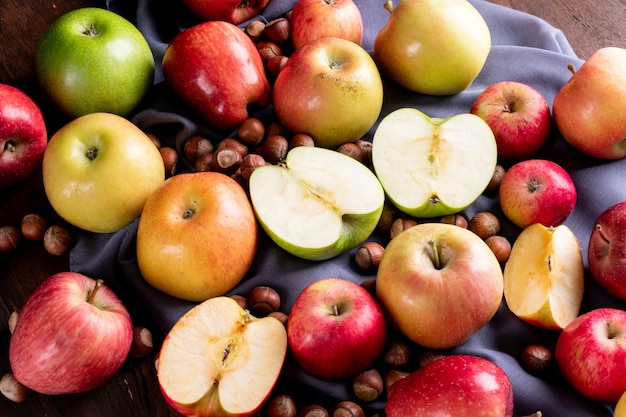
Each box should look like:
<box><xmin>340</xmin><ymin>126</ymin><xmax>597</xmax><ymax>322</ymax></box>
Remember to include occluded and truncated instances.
<box><xmin>386</xmin><ymin>354</ymin><xmax>513</xmax><ymax>417</ymax></box>
<box><xmin>498</xmin><ymin>159</ymin><xmax>577</xmax><ymax>229</ymax></box>
<box><xmin>248</xmin><ymin>146</ymin><xmax>384</xmax><ymax>261</ymax></box>
<box><xmin>162</xmin><ymin>21</ymin><xmax>271</xmax><ymax>131</ymax></box>
<box><xmin>290</xmin><ymin>0</ymin><xmax>363</xmax><ymax>49</ymax></box>
<box><xmin>553</xmin><ymin>47</ymin><xmax>626</xmax><ymax>160</ymax></box>
<box><xmin>588</xmin><ymin>200</ymin><xmax>626</xmax><ymax>300</ymax></box>
<box><xmin>470</xmin><ymin>81</ymin><xmax>552</xmax><ymax>160</ymax></box>
<box><xmin>287</xmin><ymin>277</ymin><xmax>387</xmax><ymax>380</ymax></box>
<box><xmin>376</xmin><ymin>223</ymin><xmax>503</xmax><ymax>349</ymax></box>
<box><xmin>371</xmin><ymin>108</ymin><xmax>497</xmax><ymax>218</ymax></box>
<box><xmin>374</xmin><ymin>0</ymin><xmax>491</xmax><ymax>95</ymax></box>
<box><xmin>272</xmin><ymin>37</ymin><xmax>383</xmax><ymax>148</ymax></box>
<box><xmin>555</xmin><ymin>307</ymin><xmax>626</xmax><ymax>402</ymax></box>
<box><xmin>136</xmin><ymin>171</ymin><xmax>258</xmax><ymax>302</ymax></box>
<box><xmin>36</xmin><ymin>7</ymin><xmax>155</xmax><ymax>118</ymax></box>
<box><xmin>0</xmin><ymin>83</ymin><xmax>47</xmax><ymax>188</ymax></box>
<box><xmin>181</xmin><ymin>0</ymin><xmax>270</xmax><ymax>25</ymax></box>
<box><xmin>9</xmin><ymin>272</ymin><xmax>133</xmax><ymax>395</ymax></box>
<box><xmin>158</xmin><ymin>296</ymin><xmax>287</xmax><ymax>417</ymax></box>
<box><xmin>42</xmin><ymin>112</ymin><xmax>164</xmax><ymax>233</ymax></box>
<box><xmin>616</xmin><ymin>391</ymin><xmax>626</xmax><ymax>417</ymax></box>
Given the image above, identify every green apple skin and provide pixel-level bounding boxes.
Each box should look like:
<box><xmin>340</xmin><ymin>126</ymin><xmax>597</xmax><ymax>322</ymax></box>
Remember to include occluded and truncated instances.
<box><xmin>553</xmin><ymin>47</ymin><xmax>626</xmax><ymax>160</ymax></box>
<box><xmin>272</xmin><ymin>37</ymin><xmax>384</xmax><ymax>148</ymax></box>
<box><xmin>36</xmin><ymin>7</ymin><xmax>155</xmax><ymax>118</ymax></box>
<box><xmin>374</xmin><ymin>0</ymin><xmax>491</xmax><ymax>96</ymax></box>
<box><xmin>42</xmin><ymin>112</ymin><xmax>165</xmax><ymax>233</ymax></box>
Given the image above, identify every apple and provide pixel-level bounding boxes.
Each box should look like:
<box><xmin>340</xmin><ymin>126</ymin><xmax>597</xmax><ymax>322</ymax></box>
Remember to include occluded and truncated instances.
<box><xmin>137</xmin><ymin>171</ymin><xmax>258</xmax><ymax>302</ymax></box>
<box><xmin>498</xmin><ymin>159</ymin><xmax>577</xmax><ymax>229</ymax></box>
<box><xmin>615</xmin><ymin>391</ymin><xmax>626</xmax><ymax>417</ymax></box>
<box><xmin>272</xmin><ymin>36</ymin><xmax>383</xmax><ymax>148</ymax></box>
<box><xmin>162</xmin><ymin>21</ymin><xmax>271</xmax><ymax>131</ymax></box>
<box><xmin>376</xmin><ymin>222</ymin><xmax>503</xmax><ymax>349</ymax></box>
<box><xmin>371</xmin><ymin>108</ymin><xmax>497</xmax><ymax>218</ymax></box>
<box><xmin>158</xmin><ymin>296</ymin><xmax>287</xmax><ymax>417</ymax></box>
<box><xmin>470</xmin><ymin>81</ymin><xmax>552</xmax><ymax>160</ymax></box>
<box><xmin>555</xmin><ymin>307</ymin><xmax>626</xmax><ymax>403</ymax></box>
<box><xmin>287</xmin><ymin>277</ymin><xmax>387</xmax><ymax>380</ymax></box>
<box><xmin>0</xmin><ymin>83</ymin><xmax>47</xmax><ymax>188</ymax></box>
<box><xmin>290</xmin><ymin>0</ymin><xmax>364</xmax><ymax>49</ymax></box>
<box><xmin>248</xmin><ymin>146</ymin><xmax>384</xmax><ymax>261</ymax></box>
<box><xmin>386</xmin><ymin>354</ymin><xmax>513</xmax><ymax>417</ymax></box>
<box><xmin>588</xmin><ymin>200</ymin><xmax>626</xmax><ymax>300</ymax></box>
<box><xmin>36</xmin><ymin>7</ymin><xmax>155</xmax><ymax>118</ymax></box>
<box><xmin>181</xmin><ymin>0</ymin><xmax>270</xmax><ymax>25</ymax></box>
<box><xmin>374</xmin><ymin>0</ymin><xmax>491</xmax><ymax>95</ymax></box>
<box><xmin>9</xmin><ymin>272</ymin><xmax>133</xmax><ymax>395</ymax></box>
<box><xmin>553</xmin><ymin>47</ymin><xmax>626</xmax><ymax>160</ymax></box>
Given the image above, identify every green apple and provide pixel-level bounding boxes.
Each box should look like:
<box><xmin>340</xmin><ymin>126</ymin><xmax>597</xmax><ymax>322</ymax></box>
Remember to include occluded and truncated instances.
<box><xmin>42</xmin><ymin>112</ymin><xmax>165</xmax><ymax>233</ymax></box>
<box><xmin>248</xmin><ymin>146</ymin><xmax>385</xmax><ymax>261</ymax></box>
<box><xmin>372</xmin><ymin>107</ymin><xmax>497</xmax><ymax>218</ymax></box>
<box><xmin>36</xmin><ymin>7</ymin><xmax>155</xmax><ymax>118</ymax></box>
<box><xmin>374</xmin><ymin>0</ymin><xmax>491</xmax><ymax>95</ymax></box>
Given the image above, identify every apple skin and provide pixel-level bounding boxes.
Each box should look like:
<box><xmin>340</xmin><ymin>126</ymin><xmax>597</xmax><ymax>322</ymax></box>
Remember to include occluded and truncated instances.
<box><xmin>162</xmin><ymin>21</ymin><xmax>271</xmax><ymax>131</ymax></box>
<box><xmin>376</xmin><ymin>223</ymin><xmax>503</xmax><ymax>349</ymax></box>
<box><xmin>386</xmin><ymin>354</ymin><xmax>513</xmax><ymax>417</ymax></box>
<box><xmin>588</xmin><ymin>200</ymin><xmax>626</xmax><ymax>300</ymax></box>
<box><xmin>470</xmin><ymin>81</ymin><xmax>551</xmax><ymax>160</ymax></box>
<box><xmin>498</xmin><ymin>159</ymin><xmax>577</xmax><ymax>229</ymax></box>
<box><xmin>615</xmin><ymin>391</ymin><xmax>626</xmax><ymax>417</ymax></box>
<box><xmin>287</xmin><ymin>277</ymin><xmax>387</xmax><ymax>380</ymax></box>
<box><xmin>181</xmin><ymin>0</ymin><xmax>270</xmax><ymax>25</ymax></box>
<box><xmin>136</xmin><ymin>171</ymin><xmax>258</xmax><ymax>302</ymax></box>
<box><xmin>0</xmin><ymin>83</ymin><xmax>47</xmax><ymax>188</ymax></box>
<box><xmin>555</xmin><ymin>308</ymin><xmax>626</xmax><ymax>402</ymax></box>
<box><xmin>272</xmin><ymin>36</ymin><xmax>383</xmax><ymax>148</ymax></box>
<box><xmin>553</xmin><ymin>47</ymin><xmax>626</xmax><ymax>160</ymax></box>
<box><xmin>9</xmin><ymin>272</ymin><xmax>133</xmax><ymax>395</ymax></box>
<box><xmin>290</xmin><ymin>0</ymin><xmax>364</xmax><ymax>49</ymax></box>
<box><xmin>42</xmin><ymin>112</ymin><xmax>165</xmax><ymax>234</ymax></box>
<box><xmin>374</xmin><ymin>0</ymin><xmax>491</xmax><ymax>96</ymax></box>
<box><xmin>36</xmin><ymin>7</ymin><xmax>155</xmax><ymax>118</ymax></box>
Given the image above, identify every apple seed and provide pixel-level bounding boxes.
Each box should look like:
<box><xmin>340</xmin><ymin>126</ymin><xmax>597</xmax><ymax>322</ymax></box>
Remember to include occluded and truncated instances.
<box><xmin>0</xmin><ymin>225</ymin><xmax>21</xmax><ymax>252</ymax></box>
<box><xmin>353</xmin><ymin>368</ymin><xmax>383</xmax><ymax>402</ymax></box>
<box><xmin>333</xmin><ymin>401</ymin><xmax>364</xmax><ymax>417</ymax></box>
<box><xmin>247</xmin><ymin>285</ymin><xmax>281</xmax><ymax>315</ymax></box>
<box><xmin>21</xmin><ymin>213</ymin><xmax>48</xmax><ymax>241</ymax></box>
<box><xmin>485</xmin><ymin>235</ymin><xmax>512</xmax><ymax>263</ymax></box>
<box><xmin>355</xmin><ymin>241</ymin><xmax>385</xmax><ymax>272</ymax></box>
<box><xmin>469</xmin><ymin>211</ymin><xmax>501</xmax><ymax>240</ymax></box>
<box><xmin>521</xmin><ymin>344</ymin><xmax>553</xmax><ymax>374</ymax></box>
<box><xmin>265</xmin><ymin>393</ymin><xmax>297</xmax><ymax>417</ymax></box>
<box><xmin>43</xmin><ymin>224</ymin><xmax>73</xmax><ymax>256</ymax></box>
<box><xmin>0</xmin><ymin>373</ymin><xmax>30</xmax><ymax>403</ymax></box>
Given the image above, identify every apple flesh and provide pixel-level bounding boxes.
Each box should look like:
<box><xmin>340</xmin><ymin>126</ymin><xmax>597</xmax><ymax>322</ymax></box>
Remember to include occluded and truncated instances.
<box><xmin>248</xmin><ymin>146</ymin><xmax>385</xmax><ymax>261</ymax></box>
<box><xmin>0</xmin><ymin>83</ymin><xmax>47</xmax><ymax>188</ymax></box>
<box><xmin>157</xmin><ymin>296</ymin><xmax>287</xmax><ymax>417</ymax></box>
<box><xmin>9</xmin><ymin>272</ymin><xmax>133</xmax><ymax>395</ymax></box>
<box><xmin>372</xmin><ymin>108</ymin><xmax>497</xmax><ymax>218</ymax></box>
<box><xmin>386</xmin><ymin>354</ymin><xmax>513</xmax><ymax>417</ymax></box>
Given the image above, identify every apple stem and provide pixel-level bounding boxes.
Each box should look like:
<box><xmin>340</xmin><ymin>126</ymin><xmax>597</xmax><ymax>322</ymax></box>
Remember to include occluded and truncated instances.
<box><xmin>82</xmin><ymin>24</ymin><xmax>98</xmax><ymax>37</ymax></box>
<box><xmin>428</xmin><ymin>240</ymin><xmax>441</xmax><ymax>270</ymax></box>
<box><xmin>324</xmin><ymin>0</ymin><xmax>335</xmax><ymax>4</ymax></box>
<box><xmin>332</xmin><ymin>304</ymin><xmax>340</xmax><ymax>317</ymax></box>
<box><xmin>86</xmin><ymin>279</ymin><xmax>104</xmax><ymax>304</ymax></box>
<box><xmin>567</xmin><ymin>63</ymin><xmax>577</xmax><ymax>75</ymax></box>
<box><xmin>383</xmin><ymin>0</ymin><xmax>394</xmax><ymax>14</ymax></box>
<box><xmin>595</xmin><ymin>224</ymin><xmax>610</xmax><ymax>244</ymax></box>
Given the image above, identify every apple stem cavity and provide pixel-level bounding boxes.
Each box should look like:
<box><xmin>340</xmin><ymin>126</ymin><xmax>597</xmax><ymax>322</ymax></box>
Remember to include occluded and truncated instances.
<box><xmin>595</xmin><ymin>224</ymin><xmax>610</xmax><ymax>244</ymax></box>
<box><xmin>86</xmin><ymin>279</ymin><xmax>104</xmax><ymax>304</ymax></box>
<box><xmin>428</xmin><ymin>240</ymin><xmax>442</xmax><ymax>270</ymax></box>
<box><xmin>86</xmin><ymin>146</ymin><xmax>99</xmax><ymax>161</ymax></box>
<box><xmin>82</xmin><ymin>24</ymin><xmax>99</xmax><ymax>37</ymax></box>
<box><xmin>3</xmin><ymin>140</ymin><xmax>16</xmax><ymax>153</ymax></box>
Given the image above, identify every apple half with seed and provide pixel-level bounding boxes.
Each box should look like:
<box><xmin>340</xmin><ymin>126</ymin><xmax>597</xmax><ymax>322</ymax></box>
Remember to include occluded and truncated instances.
<box><xmin>248</xmin><ymin>146</ymin><xmax>385</xmax><ymax>261</ymax></box>
<box><xmin>372</xmin><ymin>108</ymin><xmax>497</xmax><ymax>218</ymax></box>
<box><xmin>157</xmin><ymin>296</ymin><xmax>288</xmax><ymax>417</ymax></box>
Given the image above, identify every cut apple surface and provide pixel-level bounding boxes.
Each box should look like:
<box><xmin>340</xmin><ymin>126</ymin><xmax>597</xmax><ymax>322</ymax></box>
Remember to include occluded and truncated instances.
<box><xmin>249</xmin><ymin>146</ymin><xmax>385</xmax><ymax>260</ymax></box>
<box><xmin>157</xmin><ymin>296</ymin><xmax>288</xmax><ymax>417</ymax></box>
<box><xmin>503</xmin><ymin>223</ymin><xmax>584</xmax><ymax>330</ymax></box>
<box><xmin>372</xmin><ymin>108</ymin><xmax>497</xmax><ymax>218</ymax></box>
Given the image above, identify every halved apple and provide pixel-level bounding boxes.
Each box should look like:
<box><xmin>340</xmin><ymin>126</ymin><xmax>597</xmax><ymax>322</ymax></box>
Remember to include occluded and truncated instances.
<box><xmin>372</xmin><ymin>108</ymin><xmax>497</xmax><ymax>218</ymax></box>
<box><xmin>157</xmin><ymin>296</ymin><xmax>288</xmax><ymax>417</ymax></box>
<box><xmin>248</xmin><ymin>146</ymin><xmax>385</xmax><ymax>261</ymax></box>
<box><xmin>503</xmin><ymin>223</ymin><xmax>584</xmax><ymax>330</ymax></box>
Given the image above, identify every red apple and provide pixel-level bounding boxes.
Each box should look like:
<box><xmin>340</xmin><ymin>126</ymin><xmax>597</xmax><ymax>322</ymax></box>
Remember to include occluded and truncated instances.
<box><xmin>162</xmin><ymin>21</ymin><xmax>271</xmax><ymax>131</ymax></box>
<box><xmin>287</xmin><ymin>277</ymin><xmax>387</xmax><ymax>380</ymax></box>
<box><xmin>555</xmin><ymin>307</ymin><xmax>626</xmax><ymax>402</ymax></box>
<box><xmin>588</xmin><ymin>200</ymin><xmax>626</xmax><ymax>300</ymax></box>
<box><xmin>498</xmin><ymin>159</ymin><xmax>577</xmax><ymax>229</ymax></box>
<box><xmin>181</xmin><ymin>0</ymin><xmax>271</xmax><ymax>25</ymax></box>
<box><xmin>9</xmin><ymin>272</ymin><xmax>133</xmax><ymax>395</ymax></box>
<box><xmin>0</xmin><ymin>83</ymin><xmax>47</xmax><ymax>188</ymax></box>
<box><xmin>290</xmin><ymin>0</ymin><xmax>364</xmax><ymax>49</ymax></box>
<box><xmin>470</xmin><ymin>81</ymin><xmax>551</xmax><ymax>160</ymax></box>
<box><xmin>386</xmin><ymin>354</ymin><xmax>514</xmax><ymax>417</ymax></box>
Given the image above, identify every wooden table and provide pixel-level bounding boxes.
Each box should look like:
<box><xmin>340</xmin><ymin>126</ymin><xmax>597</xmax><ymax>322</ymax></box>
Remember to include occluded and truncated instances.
<box><xmin>1</xmin><ymin>1</ymin><xmax>625</xmax><ymax>416</ymax></box>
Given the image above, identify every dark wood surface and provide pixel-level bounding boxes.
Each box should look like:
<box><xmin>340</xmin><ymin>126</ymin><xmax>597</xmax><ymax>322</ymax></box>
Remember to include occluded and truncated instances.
<box><xmin>1</xmin><ymin>1</ymin><xmax>625</xmax><ymax>416</ymax></box>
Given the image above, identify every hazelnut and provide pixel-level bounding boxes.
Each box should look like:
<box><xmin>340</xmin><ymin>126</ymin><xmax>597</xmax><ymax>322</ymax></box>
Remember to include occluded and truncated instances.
<box><xmin>418</xmin><ymin>349</ymin><xmax>446</xmax><ymax>368</ymax></box>
<box><xmin>0</xmin><ymin>373</ymin><xmax>30</xmax><ymax>403</ymax></box>
<box><xmin>354</xmin><ymin>140</ymin><xmax>372</xmax><ymax>166</ymax></box>
<box><xmin>268</xmin><ymin>311</ymin><xmax>289</xmax><ymax>327</ymax></box>
<box><xmin>260</xmin><ymin>134</ymin><xmax>289</xmax><ymax>163</ymax></box>
<box><xmin>267</xmin><ymin>54</ymin><xmax>289</xmax><ymax>77</ymax></box>
<box><xmin>289</xmin><ymin>133</ymin><xmax>315</xmax><ymax>149</ymax></box>
<box><xmin>247</xmin><ymin>285</ymin><xmax>281</xmax><ymax>315</ymax></box>
<box><xmin>218</xmin><ymin>137</ymin><xmax>248</xmax><ymax>158</ymax></box>
<box><xmin>130</xmin><ymin>326</ymin><xmax>154</xmax><ymax>358</ymax></box>
<box><xmin>244</xmin><ymin>20</ymin><xmax>266</xmax><ymax>42</ymax></box>
<box><xmin>212</xmin><ymin>147</ymin><xmax>242</xmax><ymax>175</ymax></box>
<box><xmin>237</xmin><ymin>117</ymin><xmax>266</xmax><ymax>146</ymax></box>
<box><xmin>146</xmin><ymin>133</ymin><xmax>162</xmax><ymax>149</ymax></box>
<box><xmin>485</xmin><ymin>164</ymin><xmax>506</xmax><ymax>195</ymax></box>
<box><xmin>440</xmin><ymin>213</ymin><xmax>468</xmax><ymax>228</ymax></box>
<box><xmin>360</xmin><ymin>278</ymin><xmax>376</xmax><ymax>296</ymax></box>
<box><xmin>389</xmin><ymin>217</ymin><xmax>417</xmax><ymax>240</ymax></box>
<box><xmin>354</xmin><ymin>241</ymin><xmax>384</xmax><ymax>272</ymax></box>
<box><xmin>194</xmin><ymin>152</ymin><xmax>214</xmax><ymax>172</ymax></box>
<box><xmin>385</xmin><ymin>369</ymin><xmax>409</xmax><ymax>394</ymax></box>
<box><xmin>160</xmin><ymin>146</ymin><xmax>178</xmax><ymax>177</ymax></box>
<box><xmin>266</xmin><ymin>393</ymin><xmax>297</xmax><ymax>417</ymax></box>
<box><xmin>265</xmin><ymin>121</ymin><xmax>288</xmax><ymax>139</ymax></box>
<box><xmin>240</xmin><ymin>153</ymin><xmax>266</xmax><ymax>181</ymax></box>
<box><xmin>353</xmin><ymin>368</ymin><xmax>383</xmax><ymax>402</ymax></box>
<box><xmin>333</xmin><ymin>401</ymin><xmax>364</xmax><ymax>417</ymax></box>
<box><xmin>297</xmin><ymin>405</ymin><xmax>329</xmax><ymax>417</ymax></box>
<box><xmin>21</xmin><ymin>213</ymin><xmax>48</xmax><ymax>241</ymax></box>
<box><xmin>485</xmin><ymin>235</ymin><xmax>512</xmax><ymax>263</ymax></box>
<box><xmin>336</xmin><ymin>142</ymin><xmax>366</xmax><ymax>165</ymax></box>
<box><xmin>383</xmin><ymin>338</ymin><xmax>412</xmax><ymax>369</ymax></box>
<box><xmin>184</xmin><ymin>135</ymin><xmax>214</xmax><ymax>163</ymax></box>
<box><xmin>375</xmin><ymin>202</ymin><xmax>398</xmax><ymax>234</ymax></box>
<box><xmin>8</xmin><ymin>310</ymin><xmax>19</xmax><ymax>334</ymax></box>
<box><xmin>43</xmin><ymin>225</ymin><xmax>73</xmax><ymax>256</ymax></box>
<box><xmin>469</xmin><ymin>211</ymin><xmax>501</xmax><ymax>240</ymax></box>
<box><xmin>264</xmin><ymin>17</ymin><xmax>291</xmax><ymax>44</ymax></box>
<box><xmin>256</xmin><ymin>40</ymin><xmax>282</xmax><ymax>62</ymax></box>
<box><xmin>229</xmin><ymin>294</ymin><xmax>249</xmax><ymax>310</ymax></box>
<box><xmin>0</xmin><ymin>225</ymin><xmax>21</xmax><ymax>252</ymax></box>
<box><xmin>521</xmin><ymin>344</ymin><xmax>553</xmax><ymax>374</ymax></box>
